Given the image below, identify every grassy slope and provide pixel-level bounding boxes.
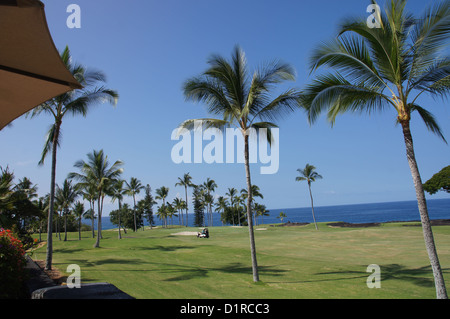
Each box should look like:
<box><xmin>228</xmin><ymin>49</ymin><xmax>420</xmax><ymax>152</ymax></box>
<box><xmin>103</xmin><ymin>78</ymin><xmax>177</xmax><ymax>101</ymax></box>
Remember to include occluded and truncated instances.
<box><xmin>31</xmin><ymin>222</ymin><xmax>450</xmax><ymax>299</ymax></box>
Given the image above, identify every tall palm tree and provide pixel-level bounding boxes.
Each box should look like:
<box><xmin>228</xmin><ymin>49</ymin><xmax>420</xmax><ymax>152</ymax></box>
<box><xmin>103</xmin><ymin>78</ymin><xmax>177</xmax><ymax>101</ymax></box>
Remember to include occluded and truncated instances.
<box><xmin>179</xmin><ymin>45</ymin><xmax>302</xmax><ymax>281</ymax></box>
<box><xmin>302</xmin><ymin>0</ymin><xmax>449</xmax><ymax>298</ymax></box>
<box><xmin>296</xmin><ymin>164</ymin><xmax>322</xmax><ymax>230</ymax></box>
<box><xmin>156</xmin><ymin>204</ymin><xmax>168</xmax><ymax>228</ymax></box>
<box><xmin>68</xmin><ymin>149</ymin><xmax>123</xmax><ymax>248</ymax></box>
<box><xmin>110</xmin><ymin>179</ymin><xmax>127</xmax><ymax>239</ymax></box>
<box><xmin>55</xmin><ymin>179</ymin><xmax>79</xmax><ymax>241</ymax></box>
<box><xmin>175</xmin><ymin>173</ymin><xmax>194</xmax><ymax>227</ymax></box>
<box><xmin>79</xmin><ymin>182</ymin><xmax>98</xmax><ymax>238</ymax></box>
<box><xmin>203</xmin><ymin>178</ymin><xmax>217</xmax><ymax>227</ymax></box>
<box><xmin>155</xmin><ymin>186</ymin><xmax>170</xmax><ymax>227</ymax></box>
<box><xmin>125</xmin><ymin>177</ymin><xmax>145</xmax><ymax>232</ymax></box>
<box><xmin>73</xmin><ymin>201</ymin><xmax>85</xmax><ymax>241</ymax></box>
<box><xmin>226</xmin><ymin>187</ymin><xmax>238</xmax><ymax>226</ymax></box>
<box><xmin>254</xmin><ymin>203</ymin><xmax>269</xmax><ymax>226</ymax></box>
<box><xmin>29</xmin><ymin>47</ymin><xmax>119</xmax><ymax>270</ymax></box>
<box><xmin>173</xmin><ymin>197</ymin><xmax>187</xmax><ymax>226</ymax></box>
<box><xmin>215</xmin><ymin>196</ymin><xmax>229</xmax><ymax>226</ymax></box>
<box><xmin>241</xmin><ymin>185</ymin><xmax>263</xmax><ymax>226</ymax></box>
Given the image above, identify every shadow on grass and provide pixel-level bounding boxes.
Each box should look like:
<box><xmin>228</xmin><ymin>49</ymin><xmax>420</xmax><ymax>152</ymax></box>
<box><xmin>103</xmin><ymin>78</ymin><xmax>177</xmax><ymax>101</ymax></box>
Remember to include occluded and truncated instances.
<box><xmin>162</xmin><ymin>262</ymin><xmax>287</xmax><ymax>282</ymax></box>
<box><xmin>316</xmin><ymin>264</ymin><xmax>439</xmax><ymax>288</ymax></box>
<box><xmin>267</xmin><ymin>264</ymin><xmax>445</xmax><ymax>288</ymax></box>
<box><xmin>133</xmin><ymin>245</ymin><xmax>197</xmax><ymax>252</ymax></box>
<box><xmin>61</xmin><ymin>257</ymin><xmax>286</xmax><ymax>282</ymax></box>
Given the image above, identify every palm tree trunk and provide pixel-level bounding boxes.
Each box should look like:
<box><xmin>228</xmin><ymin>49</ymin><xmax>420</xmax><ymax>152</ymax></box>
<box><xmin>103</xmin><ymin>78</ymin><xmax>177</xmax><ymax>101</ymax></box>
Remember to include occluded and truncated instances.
<box><xmin>94</xmin><ymin>197</ymin><xmax>102</xmax><ymax>248</ymax></box>
<box><xmin>64</xmin><ymin>210</ymin><xmax>68</xmax><ymax>241</ymax></box>
<box><xmin>133</xmin><ymin>195</ymin><xmax>137</xmax><ymax>232</ymax></box>
<box><xmin>89</xmin><ymin>201</ymin><xmax>95</xmax><ymax>238</ymax></box>
<box><xmin>118</xmin><ymin>200</ymin><xmax>122</xmax><ymax>239</ymax></box>
<box><xmin>78</xmin><ymin>218</ymin><xmax>81</xmax><ymax>240</ymax></box>
<box><xmin>308</xmin><ymin>183</ymin><xmax>318</xmax><ymax>230</ymax></box>
<box><xmin>401</xmin><ymin>120</ymin><xmax>447</xmax><ymax>299</ymax></box>
<box><xmin>185</xmin><ymin>186</ymin><xmax>188</xmax><ymax>227</ymax></box>
<box><xmin>45</xmin><ymin>121</ymin><xmax>61</xmax><ymax>270</ymax></box>
<box><xmin>244</xmin><ymin>134</ymin><xmax>259</xmax><ymax>282</ymax></box>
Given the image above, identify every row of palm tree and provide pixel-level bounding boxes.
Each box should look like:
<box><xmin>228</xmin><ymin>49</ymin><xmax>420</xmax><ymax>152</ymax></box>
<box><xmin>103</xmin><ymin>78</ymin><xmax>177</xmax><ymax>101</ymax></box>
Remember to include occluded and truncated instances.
<box><xmin>151</xmin><ymin>176</ymin><xmax>268</xmax><ymax>228</ymax></box>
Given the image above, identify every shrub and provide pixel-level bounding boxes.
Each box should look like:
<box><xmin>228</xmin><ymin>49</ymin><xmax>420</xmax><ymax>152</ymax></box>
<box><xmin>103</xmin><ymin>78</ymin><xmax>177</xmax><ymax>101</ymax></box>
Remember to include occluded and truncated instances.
<box><xmin>0</xmin><ymin>228</ymin><xmax>28</xmax><ymax>298</ymax></box>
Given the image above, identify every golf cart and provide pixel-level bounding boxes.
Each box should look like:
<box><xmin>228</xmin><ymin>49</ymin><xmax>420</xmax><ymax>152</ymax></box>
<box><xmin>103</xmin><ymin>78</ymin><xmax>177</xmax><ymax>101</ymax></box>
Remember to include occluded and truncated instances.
<box><xmin>197</xmin><ymin>228</ymin><xmax>209</xmax><ymax>238</ymax></box>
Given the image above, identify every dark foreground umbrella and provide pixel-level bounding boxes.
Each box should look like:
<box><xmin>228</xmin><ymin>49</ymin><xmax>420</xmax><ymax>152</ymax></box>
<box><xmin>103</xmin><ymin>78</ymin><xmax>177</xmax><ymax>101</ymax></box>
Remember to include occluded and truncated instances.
<box><xmin>0</xmin><ymin>0</ymin><xmax>82</xmax><ymax>130</ymax></box>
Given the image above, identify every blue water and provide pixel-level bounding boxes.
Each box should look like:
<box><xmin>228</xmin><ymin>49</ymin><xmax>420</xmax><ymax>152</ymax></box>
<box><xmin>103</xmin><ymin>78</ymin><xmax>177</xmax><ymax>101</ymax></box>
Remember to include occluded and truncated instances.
<box><xmin>87</xmin><ymin>198</ymin><xmax>450</xmax><ymax>230</ymax></box>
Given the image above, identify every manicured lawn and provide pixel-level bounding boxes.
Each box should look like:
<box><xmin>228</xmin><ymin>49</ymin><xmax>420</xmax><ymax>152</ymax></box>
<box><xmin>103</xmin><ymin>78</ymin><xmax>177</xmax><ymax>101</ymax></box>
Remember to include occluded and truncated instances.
<box><xmin>31</xmin><ymin>222</ymin><xmax>450</xmax><ymax>299</ymax></box>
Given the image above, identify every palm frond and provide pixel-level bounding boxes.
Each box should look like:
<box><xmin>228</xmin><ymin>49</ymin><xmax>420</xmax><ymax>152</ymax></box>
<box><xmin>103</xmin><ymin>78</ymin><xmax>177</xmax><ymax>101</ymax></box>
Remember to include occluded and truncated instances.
<box><xmin>175</xmin><ymin>118</ymin><xmax>229</xmax><ymax>138</ymax></box>
<box><xmin>63</xmin><ymin>87</ymin><xmax>119</xmax><ymax>117</ymax></box>
<box><xmin>250</xmin><ymin>121</ymin><xmax>278</xmax><ymax>146</ymax></box>
<box><xmin>309</xmin><ymin>34</ymin><xmax>386</xmax><ymax>89</ymax></box>
<box><xmin>38</xmin><ymin>123</ymin><xmax>61</xmax><ymax>166</ymax></box>
<box><xmin>409</xmin><ymin>0</ymin><xmax>450</xmax><ymax>81</ymax></box>
<box><xmin>183</xmin><ymin>77</ymin><xmax>234</xmax><ymax>117</ymax></box>
<box><xmin>411</xmin><ymin>104</ymin><xmax>447</xmax><ymax>143</ymax></box>
<box><xmin>302</xmin><ymin>72</ymin><xmax>392</xmax><ymax>124</ymax></box>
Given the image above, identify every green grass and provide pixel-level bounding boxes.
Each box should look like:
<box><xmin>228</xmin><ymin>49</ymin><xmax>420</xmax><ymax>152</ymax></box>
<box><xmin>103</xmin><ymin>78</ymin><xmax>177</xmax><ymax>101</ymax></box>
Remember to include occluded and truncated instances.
<box><xmin>31</xmin><ymin>222</ymin><xmax>450</xmax><ymax>299</ymax></box>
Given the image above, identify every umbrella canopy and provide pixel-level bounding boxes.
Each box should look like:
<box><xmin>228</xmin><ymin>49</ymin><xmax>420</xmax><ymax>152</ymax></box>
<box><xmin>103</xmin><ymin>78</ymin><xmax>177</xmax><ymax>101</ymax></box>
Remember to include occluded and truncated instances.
<box><xmin>0</xmin><ymin>0</ymin><xmax>82</xmax><ymax>130</ymax></box>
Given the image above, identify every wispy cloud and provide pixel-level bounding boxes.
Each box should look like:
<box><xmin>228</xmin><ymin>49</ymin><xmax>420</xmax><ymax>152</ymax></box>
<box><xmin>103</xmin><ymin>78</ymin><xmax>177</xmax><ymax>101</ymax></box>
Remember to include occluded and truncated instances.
<box><xmin>15</xmin><ymin>160</ymin><xmax>34</xmax><ymax>167</ymax></box>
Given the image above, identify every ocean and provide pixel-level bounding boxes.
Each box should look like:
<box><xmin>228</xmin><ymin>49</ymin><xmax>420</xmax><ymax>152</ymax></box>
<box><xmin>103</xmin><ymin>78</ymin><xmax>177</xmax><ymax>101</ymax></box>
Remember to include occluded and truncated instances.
<box><xmin>87</xmin><ymin>198</ymin><xmax>450</xmax><ymax>230</ymax></box>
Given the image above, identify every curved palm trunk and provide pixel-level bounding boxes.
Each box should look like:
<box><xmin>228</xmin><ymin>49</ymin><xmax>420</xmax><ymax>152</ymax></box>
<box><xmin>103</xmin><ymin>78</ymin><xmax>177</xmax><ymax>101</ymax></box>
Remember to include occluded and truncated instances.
<box><xmin>45</xmin><ymin>121</ymin><xmax>61</xmax><ymax>270</ymax></box>
<box><xmin>308</xmin><ymin>182</ymin><xmax>318</xmax><ymax>230</ymax></box>
<box><xmin>244</xmin><ymin>134</ymin><xmax>259</xmax><ymax>282</ymax></box>
<box><xmin>401</xmin><ymin>121</ymin><xmax>447</xmax><ymax>299</ymax></box>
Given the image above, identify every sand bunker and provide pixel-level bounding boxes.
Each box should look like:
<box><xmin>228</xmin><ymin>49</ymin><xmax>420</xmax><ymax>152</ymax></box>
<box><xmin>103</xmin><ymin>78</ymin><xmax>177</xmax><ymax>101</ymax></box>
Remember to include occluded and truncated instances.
<box><xmin>172</xmin><ymin>231</ymin><xmax>199</xmax><ymax>236</ymax></box>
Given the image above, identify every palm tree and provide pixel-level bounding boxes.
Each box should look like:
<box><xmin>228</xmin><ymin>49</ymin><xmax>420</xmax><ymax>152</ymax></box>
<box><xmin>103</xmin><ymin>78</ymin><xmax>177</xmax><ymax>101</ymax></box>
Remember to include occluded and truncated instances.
<box><xmin>166</xmin><ymin>203</ymin><xmax>177</xmax><ymax>227</ymax></box>
<box><xmin>156</xmin><ymin>204</ymin><xmax>168</xmax><ymax>228</ymax></box>
<box><xmin>0</xmin><ymin>167</ymin><xmax>15</xmax><ymax>226</ymax></box>
<box><xmin>226</xmin><ymin>187</ymin><xmax>238</xmax><ymax>226</ymax></box>
<box><xmin>173</xmin><ymin>197</ymin><xmax>187</xmax><ymax>226</ymax></box>
<box><xmin>302</xmin><ymin>0</ymin><xmax>449</xmax><ymax>298</ymax></box>
<box><xmin>241</xmin><ymin>185</ymin><xmax>264</xmax><ymax>226</ymax></box>
<box><xmin>29</xmin><ymin>47</ymin><xmax>119</xmax><ymax>270</ymax></box>
<box><xmin>203</xmin><ymin>178</ymin><xmax>217</xmax><ymax>226</ymax></box>
<box><xmin>254</xmin><ymin>203</ymin><xmax>269</xmax><ymax>225</ymax></box>
<box><xmin>125</xmin><ymin>177</ymin><xmax>145</xmax><ymax>232</ymax></box>
<box><xmin>277</xmin><ymin>211</ymin><xmax>287</xmax><ymax>223</ymax></box>
<box><xmin>79</xmin><ymin>182</ymin><xmax>97</xmax><ymax>238</ymax></box>
<box><xmin>179</xmin><ymin>45</ymin><xmax>302</xmax><ymax>282</ymax></box>
<box><xmin>296</xmin><ymin>164</ymin><xmax>322</xmax><ymax>230</ymax></box>
<box><xmin>68</xmin><ymin>149</ymin><xmax>123</xmax><ymax>248</ymax></box>
<box><xmin>215</xmin><ymin>196</ymin><xmax>228</xmax><ymax>226</ymax></box>
<box><xmin>110</xmin><ymin>179</ymin><xmax>127</xmax><ymax>239</ymax></box>
<box><xmin>175</xmin><ymin>173</ymin><xmax>194</xmax><ymax>227</ymax></box>
<box><xmin>55</xmin><ymin>179</ymin><xmax>79</xmax><ymax>241</ymax></box>
<box><xmin>73</xmin><ymin>201</ymin><xmax>85</xmax><ymax>240</ymax></box>
<box><xmin>15</xmin><ymin>177</ymin><xmax>38</xmax><ymax>201</ymax></box>
<box><xmin>155</xmin><ymin>186</ymin><xmax>170</xmax><ymax>227</ymax></box>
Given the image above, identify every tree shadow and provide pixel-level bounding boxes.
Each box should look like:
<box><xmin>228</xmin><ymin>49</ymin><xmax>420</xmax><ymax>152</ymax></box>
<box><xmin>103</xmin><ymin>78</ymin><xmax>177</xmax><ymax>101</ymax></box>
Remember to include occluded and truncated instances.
<box><xmin>162</xmin><ymin>262</ymin><xmax>287</xmax><ymax>282</ymax></box>
<box><xmin>53</xmin><ymin>247</ymin><xmax>85</xmax><ymax>254</ymax></box>
<box><xmin>133</xmin><ymin>245</ymin><xmax>197</xmax><ymax>252</ymax></box>
<box><xmin>314</xmin><ymin>264</ymin><xmax>441</xmax><ymax>288</ymax></box>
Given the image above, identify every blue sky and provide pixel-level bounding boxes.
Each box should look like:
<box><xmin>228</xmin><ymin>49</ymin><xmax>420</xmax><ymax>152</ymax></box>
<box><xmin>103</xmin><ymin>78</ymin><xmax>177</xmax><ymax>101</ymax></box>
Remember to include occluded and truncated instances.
<box><xmin>1</xmin><ymin>0</ymin><xmax>449</xmax><ymax>214</ymax></box>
